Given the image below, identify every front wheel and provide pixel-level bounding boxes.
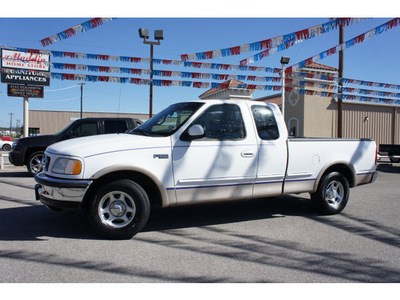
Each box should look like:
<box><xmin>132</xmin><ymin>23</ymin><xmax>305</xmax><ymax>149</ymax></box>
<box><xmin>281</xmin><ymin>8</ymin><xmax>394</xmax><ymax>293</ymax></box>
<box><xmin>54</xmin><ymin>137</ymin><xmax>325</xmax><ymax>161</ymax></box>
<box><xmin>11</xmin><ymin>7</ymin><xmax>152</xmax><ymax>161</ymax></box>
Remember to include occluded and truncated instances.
<box><xmin>27</xmin><ymin>151</ymin><xmax>46</xmax><ymax>176</ymax></box>
<box><xmin>311</xmin><ymin>172</ymin><xmax>349</xmax><ymax>215</ymax></box>
<box><xmin>88</xmin><ymin>179</ymin><xmax>150</xmax><ymax>239</ymax></box>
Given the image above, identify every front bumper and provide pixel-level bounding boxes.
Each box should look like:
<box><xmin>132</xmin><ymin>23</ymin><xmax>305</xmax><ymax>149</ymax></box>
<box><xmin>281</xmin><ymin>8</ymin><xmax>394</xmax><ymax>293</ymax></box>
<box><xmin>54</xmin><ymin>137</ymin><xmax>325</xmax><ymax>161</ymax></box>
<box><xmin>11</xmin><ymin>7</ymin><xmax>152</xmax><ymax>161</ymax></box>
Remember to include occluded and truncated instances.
<box><xmin>8</xmin><ymin>150</ymin><xmax>25</xmax><ymax>166</ymax></box>
<box><xmin>34</xmin><ymin>172</ymin><xmax>93</xmax><ymax>214</ymax></box>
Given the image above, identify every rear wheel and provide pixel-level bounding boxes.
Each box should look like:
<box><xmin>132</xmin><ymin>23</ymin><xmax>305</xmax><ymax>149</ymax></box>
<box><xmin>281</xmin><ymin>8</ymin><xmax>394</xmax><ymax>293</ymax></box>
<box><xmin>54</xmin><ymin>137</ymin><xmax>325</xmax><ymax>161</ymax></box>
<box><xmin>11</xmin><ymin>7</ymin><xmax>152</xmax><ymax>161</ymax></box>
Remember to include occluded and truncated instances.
<box><xmin>311</xmin><ymin>172</ymin><xmax>349</xmax><ymax>215</ymax></box>
<box><xmin>88</xmin><ymin>179</ymin><xmax>150</xmax><ymax>239</ymax></box>
<box><xmin>27</xmin><ymin>151</ymin><xmax>46</xmax><ymax>176</ymax></box>
<box><xmin>389</xmin><ymin>156</ymin><xmax>400</xmax><ymax>163</ymax></box>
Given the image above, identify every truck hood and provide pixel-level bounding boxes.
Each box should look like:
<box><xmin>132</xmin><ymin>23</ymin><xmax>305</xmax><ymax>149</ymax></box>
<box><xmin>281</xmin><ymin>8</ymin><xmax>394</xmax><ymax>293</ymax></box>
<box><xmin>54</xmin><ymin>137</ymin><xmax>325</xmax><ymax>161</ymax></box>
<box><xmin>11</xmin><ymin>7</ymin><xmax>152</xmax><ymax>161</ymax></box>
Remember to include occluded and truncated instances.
<box><xmin>16</xmin><ymin>134</ymin><xmax>59</xmax><ymax>146</ymax></box>
<box><xmin>46</xmin><ymin>133</ymin><xmax>170</xmax><ymax>158</ymax></box>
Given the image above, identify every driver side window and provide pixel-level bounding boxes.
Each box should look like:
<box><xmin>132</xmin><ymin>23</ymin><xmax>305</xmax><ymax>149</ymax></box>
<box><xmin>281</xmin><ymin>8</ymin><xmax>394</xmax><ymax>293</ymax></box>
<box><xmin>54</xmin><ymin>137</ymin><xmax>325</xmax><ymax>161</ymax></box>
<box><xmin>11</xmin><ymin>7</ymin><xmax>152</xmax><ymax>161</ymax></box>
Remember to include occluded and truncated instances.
<box><xmin>191</xmin><ymin>104</ymin><xmax>246</xmax><ymax>140</ymax></box>
<box><xmin>71</xmin><ymin>121</ymin><xmax>98</xmax><ymax>138</ymax></box>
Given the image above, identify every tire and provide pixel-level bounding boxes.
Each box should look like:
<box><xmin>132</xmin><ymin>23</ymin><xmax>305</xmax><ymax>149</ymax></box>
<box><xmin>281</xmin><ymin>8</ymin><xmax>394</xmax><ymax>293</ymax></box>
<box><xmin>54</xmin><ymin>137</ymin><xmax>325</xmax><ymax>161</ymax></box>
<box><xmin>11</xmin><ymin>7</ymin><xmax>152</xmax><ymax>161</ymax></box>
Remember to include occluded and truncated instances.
<box><xmin>311</xmin><ymin>172</ymin><xmax>349</xmax><ymax>215</ymax></box>
<box><xmin>389</xmin><ymin>156</ymin><xmax>400</xmax><ymax>163</ymax></box>
<box><xmin>2</xmin><ymin>144</ymin><xmax>11</xmax><ymax>151</ymax></box>
<box><xmin>88</xmin><ymin>179</ymin><xmax>150</xmax><ymax>239</ymax></box>
<box><xmin>27</xmin><ymin>151</ymin><xmax>46</xmax><ymax>176</ymax></box>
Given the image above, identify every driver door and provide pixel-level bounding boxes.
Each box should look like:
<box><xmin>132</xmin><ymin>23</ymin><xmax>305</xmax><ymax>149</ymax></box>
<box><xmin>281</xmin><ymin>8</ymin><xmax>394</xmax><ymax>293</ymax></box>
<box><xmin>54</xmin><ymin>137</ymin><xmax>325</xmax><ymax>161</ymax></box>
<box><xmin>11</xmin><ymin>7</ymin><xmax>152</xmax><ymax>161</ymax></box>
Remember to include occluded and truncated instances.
<box><xmin>171</xmin><ymin>103</ymin><xmax>258</xmax><ymax>205</ymax></box>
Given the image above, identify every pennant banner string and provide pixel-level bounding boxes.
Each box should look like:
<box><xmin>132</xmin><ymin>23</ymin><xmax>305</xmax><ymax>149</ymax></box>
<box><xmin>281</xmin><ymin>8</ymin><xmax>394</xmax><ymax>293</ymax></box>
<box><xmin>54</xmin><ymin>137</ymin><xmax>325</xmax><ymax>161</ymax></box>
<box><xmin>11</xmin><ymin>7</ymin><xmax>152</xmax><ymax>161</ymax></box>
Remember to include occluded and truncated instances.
<box><xmin>46</xmin><ymin>71</ymin><xmax>400</xmax><ymax>100</ymax></box>
<box><xmin>285</xmin><ymin>18</ymin><xmax>400</xmax><ymax>74</ymax></box>
<box><xmin>239</xmin><ymin>19</ymin><xmax>369</xmax><ymax>66</ymax></box>
<box><xmin>1</xmin><ymin>54</ymin><xmax>400</xmax><ymax>91</ymax></box>
<box><xmin>0</xmin><ymin>46</ymin><xmax>281</xmax><ymax>73</ymax></box>
<box><xmin>40</xmin><ymin>18</ymin><xmax>116</xmax><ymax>47</ymax></box>
<box><xmin>181</xmin><ymin>18</ymin><xmax>367</xmax><ymax>62</ymax></box>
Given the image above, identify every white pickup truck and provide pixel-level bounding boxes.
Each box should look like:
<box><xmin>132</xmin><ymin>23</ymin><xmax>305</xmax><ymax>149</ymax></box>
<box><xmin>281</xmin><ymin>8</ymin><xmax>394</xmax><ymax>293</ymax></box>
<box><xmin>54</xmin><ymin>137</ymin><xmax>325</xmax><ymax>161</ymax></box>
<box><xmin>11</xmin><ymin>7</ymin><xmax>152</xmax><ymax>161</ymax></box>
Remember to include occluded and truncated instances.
<box><xmin>35</xmin><ymin>99</ymin><xmax>378</xmax><ymax>239</ymax></box>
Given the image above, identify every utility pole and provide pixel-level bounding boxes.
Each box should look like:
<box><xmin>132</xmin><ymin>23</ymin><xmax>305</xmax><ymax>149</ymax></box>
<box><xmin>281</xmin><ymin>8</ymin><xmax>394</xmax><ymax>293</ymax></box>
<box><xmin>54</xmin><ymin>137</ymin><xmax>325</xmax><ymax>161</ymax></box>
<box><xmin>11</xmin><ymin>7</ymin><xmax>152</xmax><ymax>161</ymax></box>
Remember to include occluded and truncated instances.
<box><xmin>338</xmin><ymin>20</ymin><xmax>344</xmax><ymax>138</ymax></box>
<box><xmin>79</xmin><ymin>83</ymin><xmax>86</xmax><ymax>119</ymax></box>
<box><xmin>9</xmin><ymin>113</ymin><xmax>14</xmax><ymax>136</ymax></box>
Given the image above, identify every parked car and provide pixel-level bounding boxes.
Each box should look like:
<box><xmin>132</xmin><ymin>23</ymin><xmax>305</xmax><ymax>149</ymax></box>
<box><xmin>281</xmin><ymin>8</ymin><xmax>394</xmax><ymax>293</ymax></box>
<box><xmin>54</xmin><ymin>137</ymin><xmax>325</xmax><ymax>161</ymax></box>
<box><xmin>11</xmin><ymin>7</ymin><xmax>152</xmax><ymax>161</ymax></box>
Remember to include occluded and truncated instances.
<box><xmin>9</xmin><ymin>117</ymin><xmax>142</xmax><ymax>175</ymax></box>
<box><xmin>379</xmin><ymin>144</ymin><xmax>400</xmax><ymax>163</ymax></box>
<box><xmin>0</xmin><ymin>138</ymin><xmax>12</xmax><ymax>151</ymax></box>
<box><xmin>35</xmin><ymin>99</ymin><xmax>377</xmax><ymax>239</ymax></box>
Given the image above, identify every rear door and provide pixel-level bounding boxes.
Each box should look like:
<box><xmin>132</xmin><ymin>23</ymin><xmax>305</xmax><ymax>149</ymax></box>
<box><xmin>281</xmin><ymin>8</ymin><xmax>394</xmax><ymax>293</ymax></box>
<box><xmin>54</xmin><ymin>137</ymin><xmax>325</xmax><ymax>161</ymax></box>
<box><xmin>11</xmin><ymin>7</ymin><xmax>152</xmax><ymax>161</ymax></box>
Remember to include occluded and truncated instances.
<box><xmin>249</xmin><ymin>103</ymin><xmax>287</xmax><ymax>197</ymax></box>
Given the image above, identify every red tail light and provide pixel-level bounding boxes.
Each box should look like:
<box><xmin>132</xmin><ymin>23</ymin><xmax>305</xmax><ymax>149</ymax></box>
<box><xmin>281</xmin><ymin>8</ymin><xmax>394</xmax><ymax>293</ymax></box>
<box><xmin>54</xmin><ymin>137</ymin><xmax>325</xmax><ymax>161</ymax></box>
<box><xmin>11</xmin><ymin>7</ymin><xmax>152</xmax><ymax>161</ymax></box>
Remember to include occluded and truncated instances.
<box><xmin>375</xmin><ymin>147</ymin><xmax>378</xmax><ymax>165</ymax></box>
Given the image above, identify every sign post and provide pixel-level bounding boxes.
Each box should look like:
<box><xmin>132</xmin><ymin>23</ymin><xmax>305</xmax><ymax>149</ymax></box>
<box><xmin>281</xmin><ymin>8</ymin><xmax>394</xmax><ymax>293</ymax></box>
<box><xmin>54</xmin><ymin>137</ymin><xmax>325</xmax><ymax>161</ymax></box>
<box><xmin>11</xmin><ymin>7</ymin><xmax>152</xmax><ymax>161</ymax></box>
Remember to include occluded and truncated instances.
<box><xmin>23</xmin><ymin>96</ymin><xmax>29</xmax><ymax>137</ymax></box>
<box><xmin>1</xmin><ymin>49</ymin><xmax>50</xmax><ymax>137</ymax></box>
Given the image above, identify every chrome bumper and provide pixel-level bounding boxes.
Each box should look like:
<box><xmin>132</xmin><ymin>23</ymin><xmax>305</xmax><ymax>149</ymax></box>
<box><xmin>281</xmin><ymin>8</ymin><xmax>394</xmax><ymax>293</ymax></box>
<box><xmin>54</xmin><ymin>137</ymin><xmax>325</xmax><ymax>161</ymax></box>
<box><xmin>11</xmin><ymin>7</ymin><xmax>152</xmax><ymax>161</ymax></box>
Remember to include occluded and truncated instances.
<box><xmin>34</xmin><ymin>172</ymin><xmax>92</xmax><ymax>203</ymax></box>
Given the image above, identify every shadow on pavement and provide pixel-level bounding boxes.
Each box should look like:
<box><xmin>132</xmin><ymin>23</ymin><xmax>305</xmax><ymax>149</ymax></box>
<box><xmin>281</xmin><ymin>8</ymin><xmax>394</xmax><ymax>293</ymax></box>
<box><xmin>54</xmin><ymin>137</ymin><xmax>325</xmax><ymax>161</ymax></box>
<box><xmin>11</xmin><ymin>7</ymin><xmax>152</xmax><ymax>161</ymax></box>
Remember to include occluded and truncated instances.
<box><xmin>377</xmin><ymin>163</ymin><xmax>400</xmax><ymax>174</ymax></box>
<box><xmin>0</xmin><ymin>171</ymin><xmax>31</xmax><ymax>178</ymax></box>
<box><xmin>0</xmin><ymin>194</ymin><xmax>314</xmax><ymax>241</ymax></box>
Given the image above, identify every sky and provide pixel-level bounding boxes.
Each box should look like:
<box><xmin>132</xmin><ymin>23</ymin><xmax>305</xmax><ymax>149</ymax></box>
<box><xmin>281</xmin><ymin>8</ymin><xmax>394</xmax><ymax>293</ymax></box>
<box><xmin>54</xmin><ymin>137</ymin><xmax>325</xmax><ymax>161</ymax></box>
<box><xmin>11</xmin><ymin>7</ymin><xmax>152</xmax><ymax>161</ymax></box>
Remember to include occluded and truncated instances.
<box><xmin>0</xmin><ymin>1</ymin><xmax>399</xmax><ymax>129</ymax></box>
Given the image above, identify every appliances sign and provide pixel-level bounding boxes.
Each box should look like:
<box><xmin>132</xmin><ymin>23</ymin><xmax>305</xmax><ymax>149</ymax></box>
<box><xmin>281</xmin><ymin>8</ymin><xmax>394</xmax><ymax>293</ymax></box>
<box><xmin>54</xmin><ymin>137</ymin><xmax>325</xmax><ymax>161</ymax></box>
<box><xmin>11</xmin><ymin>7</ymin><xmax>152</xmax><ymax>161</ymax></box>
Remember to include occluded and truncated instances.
<box><xmin>1</xmin><ymin>49</ymin><xmax>50</xmax><ymax>72</ymax></box>
<box><xmin>1</xmin><ymin>68</ymin><xmax>50</xmax><ymax>86</ymax></box>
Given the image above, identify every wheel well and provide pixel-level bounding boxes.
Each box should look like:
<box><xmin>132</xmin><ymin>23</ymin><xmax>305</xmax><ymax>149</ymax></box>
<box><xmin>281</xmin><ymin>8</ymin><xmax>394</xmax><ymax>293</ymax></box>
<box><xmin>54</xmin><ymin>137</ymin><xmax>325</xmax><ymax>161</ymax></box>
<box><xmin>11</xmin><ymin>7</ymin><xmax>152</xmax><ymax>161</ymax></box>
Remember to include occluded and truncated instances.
<box><xmin>82</xmin><ymin>170</ymin><xmax>163</xmax><ymax>209</ymax></box>
<box><xmin>320</xmin><ymin>164</ymin><xmax>355</xmax><ymax>187</ymax></box>
<box><xmin>24</xmin><ymin>148</ymin><xmax>46</xmax><ymax>165</ymax></box>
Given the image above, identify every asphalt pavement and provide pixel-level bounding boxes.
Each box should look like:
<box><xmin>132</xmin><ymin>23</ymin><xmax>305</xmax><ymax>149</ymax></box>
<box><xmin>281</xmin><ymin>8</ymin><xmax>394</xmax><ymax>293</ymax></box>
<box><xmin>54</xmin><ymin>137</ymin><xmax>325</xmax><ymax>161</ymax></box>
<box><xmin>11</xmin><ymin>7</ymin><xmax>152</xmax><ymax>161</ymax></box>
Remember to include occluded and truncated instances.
<box><xmin>0</xmin><ymin>155</ymin><xmax>399</xmax><ymax>283</ymax></box>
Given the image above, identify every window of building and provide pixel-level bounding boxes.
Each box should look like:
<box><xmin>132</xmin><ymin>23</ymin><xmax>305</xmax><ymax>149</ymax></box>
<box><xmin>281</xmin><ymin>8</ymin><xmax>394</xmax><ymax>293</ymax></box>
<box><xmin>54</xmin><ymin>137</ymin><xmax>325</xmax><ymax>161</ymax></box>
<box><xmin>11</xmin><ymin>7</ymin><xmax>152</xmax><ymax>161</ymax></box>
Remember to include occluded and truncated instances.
<box><xmin>29</xmin><ymin>128</ymin><xmax>40</xmax><ymax>136</ymax></box>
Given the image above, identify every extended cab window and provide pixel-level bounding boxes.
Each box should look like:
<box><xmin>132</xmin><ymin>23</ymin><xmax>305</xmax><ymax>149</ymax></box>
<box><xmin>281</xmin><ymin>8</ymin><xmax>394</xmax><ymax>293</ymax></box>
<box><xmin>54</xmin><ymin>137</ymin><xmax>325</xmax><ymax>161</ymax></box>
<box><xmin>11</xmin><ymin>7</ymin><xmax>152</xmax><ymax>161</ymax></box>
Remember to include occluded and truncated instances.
<box><xmin>104</xmin><ymin>120</ymin><xmax>128</xmax><ymax>133</ymax></box>
<box><xmin>251</xmin><ymin>105</ymin><xmax>279</xmax><ymax>140</ymax></box>
<box><xmin>192</xmin><ymin>104</ymin><xmax>246</xmax><ymax>140</ymax></box>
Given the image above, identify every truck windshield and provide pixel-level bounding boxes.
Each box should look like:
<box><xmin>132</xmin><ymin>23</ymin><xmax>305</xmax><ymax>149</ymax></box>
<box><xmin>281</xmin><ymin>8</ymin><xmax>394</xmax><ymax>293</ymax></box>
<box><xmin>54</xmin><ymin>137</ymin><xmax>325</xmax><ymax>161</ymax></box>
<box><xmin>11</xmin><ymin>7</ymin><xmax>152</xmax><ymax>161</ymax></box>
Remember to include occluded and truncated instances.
<box><xmin>129</xmin><ymin>102</ymin><xmax>203</xmax><ymax>136</ymax></box>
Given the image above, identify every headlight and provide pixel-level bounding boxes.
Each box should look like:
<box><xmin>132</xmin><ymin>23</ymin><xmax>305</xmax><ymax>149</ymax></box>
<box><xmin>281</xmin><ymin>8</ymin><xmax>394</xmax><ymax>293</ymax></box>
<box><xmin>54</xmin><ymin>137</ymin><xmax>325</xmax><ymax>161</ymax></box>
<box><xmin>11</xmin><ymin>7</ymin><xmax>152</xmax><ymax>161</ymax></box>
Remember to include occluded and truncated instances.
<box><xmin>12</xmin><ymin>140</ymin><xmax>20</xmax><ymax>150</ymax></box>
<box><xmin>52</xmin><ymin>158</ymin><xmax>82</xmax><ymax>175</ymax></box>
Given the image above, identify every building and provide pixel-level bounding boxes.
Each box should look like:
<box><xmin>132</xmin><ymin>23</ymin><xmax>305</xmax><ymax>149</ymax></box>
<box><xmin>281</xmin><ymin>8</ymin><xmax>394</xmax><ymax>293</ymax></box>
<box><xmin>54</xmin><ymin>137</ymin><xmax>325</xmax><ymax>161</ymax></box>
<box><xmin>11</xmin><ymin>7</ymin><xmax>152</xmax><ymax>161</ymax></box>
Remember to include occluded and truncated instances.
<box><xmin>29</xmin><ymin>110</ymin><xmax>148</xmax><ymax>136</ymax></box>
<box><xmin>199</xmin><ymin>79</ymin><xmax>254</xmax><ymax>100</ymax></box>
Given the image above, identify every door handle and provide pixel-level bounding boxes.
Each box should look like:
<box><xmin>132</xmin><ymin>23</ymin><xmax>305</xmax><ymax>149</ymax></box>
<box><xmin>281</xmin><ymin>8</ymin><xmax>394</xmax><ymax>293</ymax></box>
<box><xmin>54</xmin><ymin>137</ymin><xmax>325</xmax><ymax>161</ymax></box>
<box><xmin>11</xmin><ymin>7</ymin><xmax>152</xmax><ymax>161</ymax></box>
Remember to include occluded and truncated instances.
<box><xmin>241</xmin><ymin>152</ymin><xmax>255</xmax><ymax>158</ymax></box>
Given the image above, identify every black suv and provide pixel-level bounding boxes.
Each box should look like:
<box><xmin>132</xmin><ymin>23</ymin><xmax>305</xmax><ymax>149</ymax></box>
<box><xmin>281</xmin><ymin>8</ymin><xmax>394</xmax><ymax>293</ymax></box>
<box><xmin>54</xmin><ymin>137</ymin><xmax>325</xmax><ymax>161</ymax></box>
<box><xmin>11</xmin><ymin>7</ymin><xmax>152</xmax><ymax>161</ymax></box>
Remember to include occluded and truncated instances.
<box><xmin>9</xmin><ymin>117</ymin><xmax>142</xmax><ymax>176</ymax></box>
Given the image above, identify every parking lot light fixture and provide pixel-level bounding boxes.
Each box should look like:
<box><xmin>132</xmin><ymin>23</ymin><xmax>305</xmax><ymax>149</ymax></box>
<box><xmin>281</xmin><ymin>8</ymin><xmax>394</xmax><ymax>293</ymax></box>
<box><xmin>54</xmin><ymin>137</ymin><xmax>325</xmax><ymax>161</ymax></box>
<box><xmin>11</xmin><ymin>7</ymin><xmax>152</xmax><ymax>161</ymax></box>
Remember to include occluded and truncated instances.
<box><xmin>138</xmin><ymin>28</ymin><xmax>164</xmax><ymax>118</ymax></box>
<box><xmin>280</xmin><ymin>56</ymin><xmax>290</xmax><ymax>124</ymax></box>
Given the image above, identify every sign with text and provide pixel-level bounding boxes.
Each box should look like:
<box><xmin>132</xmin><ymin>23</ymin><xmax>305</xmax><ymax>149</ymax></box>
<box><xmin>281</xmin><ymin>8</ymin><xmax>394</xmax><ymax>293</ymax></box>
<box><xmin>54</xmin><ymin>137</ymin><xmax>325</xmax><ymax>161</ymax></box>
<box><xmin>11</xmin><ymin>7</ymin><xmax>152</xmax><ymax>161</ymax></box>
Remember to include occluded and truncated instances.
<box><xmin>1</xmin><ymin>49</ymin><xmax>50</xmax><ymax>71</ymax></box>
<box><xmin>7</xmin><ymin>84</ymin><xmax>44</xmax><ymax>98</ymax></box>
<box><xmin>1</xmin><ymin>68</ymin><xmax>50</xmax><ymax>86</ymax></box>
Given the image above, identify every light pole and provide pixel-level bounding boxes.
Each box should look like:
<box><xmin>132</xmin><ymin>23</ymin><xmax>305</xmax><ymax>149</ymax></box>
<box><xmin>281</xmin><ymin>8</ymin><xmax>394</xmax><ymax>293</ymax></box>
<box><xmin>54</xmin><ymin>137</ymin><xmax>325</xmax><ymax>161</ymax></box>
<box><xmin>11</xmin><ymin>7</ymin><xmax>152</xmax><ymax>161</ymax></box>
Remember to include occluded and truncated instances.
<box><xmin>79</xmin><ymin>83</ymin><xmax>86</xmax><ymax>119</ymax></box>
<box><xmin>280</xmin><ymin>56</ymin><xmax>290</xmax><ymax>124</ymax></box>
<box><xmin>138</xmin><ymin>28</ymin><xmax>164</xmax><ymax>119</ymax></box>
<box><xmin>338</xmin><ymin>21</ymin><xmax>344</xmax><ymax>138</ymax></box>
<box><xmin>9</xmin><ymin>113</ymin><xmax>14</xmax><ymax>136</ymax></box>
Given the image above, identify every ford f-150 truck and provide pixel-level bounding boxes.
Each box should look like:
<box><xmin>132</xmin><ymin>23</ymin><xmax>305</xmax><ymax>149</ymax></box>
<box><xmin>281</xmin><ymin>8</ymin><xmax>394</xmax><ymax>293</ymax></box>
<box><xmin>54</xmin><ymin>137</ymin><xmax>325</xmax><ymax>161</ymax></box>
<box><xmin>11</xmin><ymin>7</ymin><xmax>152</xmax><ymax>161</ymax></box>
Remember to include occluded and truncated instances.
<box><xmin>34</xmin><ymin>100</ymin><xmax>378</xmax><ymax>239</ymax></box>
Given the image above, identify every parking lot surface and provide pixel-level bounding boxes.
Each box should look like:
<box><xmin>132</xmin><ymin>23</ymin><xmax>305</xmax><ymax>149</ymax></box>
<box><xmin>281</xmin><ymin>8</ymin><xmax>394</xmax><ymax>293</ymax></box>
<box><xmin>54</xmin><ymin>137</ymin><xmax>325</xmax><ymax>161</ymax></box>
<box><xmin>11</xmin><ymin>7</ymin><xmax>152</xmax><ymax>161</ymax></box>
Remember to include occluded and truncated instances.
<box><xmin>0</xmin><ymin>156</ymin><xmax>399</xmax><ymax>283</ymax></box>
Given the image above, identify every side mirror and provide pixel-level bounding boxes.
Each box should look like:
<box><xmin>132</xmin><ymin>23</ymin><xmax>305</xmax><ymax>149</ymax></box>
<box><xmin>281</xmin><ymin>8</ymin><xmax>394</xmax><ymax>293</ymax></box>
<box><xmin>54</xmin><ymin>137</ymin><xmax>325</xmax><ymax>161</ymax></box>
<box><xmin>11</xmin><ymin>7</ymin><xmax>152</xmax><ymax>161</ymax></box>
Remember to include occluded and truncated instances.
<box><xmin>181</xmin><ymin>124</ymin><xmax>205</xmax><ymax>141</ymax></box>
<box><xmin>188</xmin><ymin>124</ymin><xmax>205</xmax><ymax>138</ymax></box>
<box><xmin>65</xmin><ymin>129</ymin><xmax>76</xmax><ymax>139</ymax></box>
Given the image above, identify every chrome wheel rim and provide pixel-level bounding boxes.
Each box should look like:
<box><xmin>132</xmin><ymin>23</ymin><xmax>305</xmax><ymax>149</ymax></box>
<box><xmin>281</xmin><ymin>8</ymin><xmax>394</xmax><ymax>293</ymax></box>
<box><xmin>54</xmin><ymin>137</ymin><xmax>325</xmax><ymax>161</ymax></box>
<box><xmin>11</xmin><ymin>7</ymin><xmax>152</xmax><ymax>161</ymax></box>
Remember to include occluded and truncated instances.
<box><xmin>30</xmin><ymin>154</ymin><xmax>45</xmax><ymax>174</ymax></box>
<box><xmin>324</xmin><ymin>180</ymin><xmax>344</xmax><ymax>209</ymax></box>
<box><xmin>98</xmin><ymin>191</ymin><xmax>136</xmax><ymax>228</ymax></box>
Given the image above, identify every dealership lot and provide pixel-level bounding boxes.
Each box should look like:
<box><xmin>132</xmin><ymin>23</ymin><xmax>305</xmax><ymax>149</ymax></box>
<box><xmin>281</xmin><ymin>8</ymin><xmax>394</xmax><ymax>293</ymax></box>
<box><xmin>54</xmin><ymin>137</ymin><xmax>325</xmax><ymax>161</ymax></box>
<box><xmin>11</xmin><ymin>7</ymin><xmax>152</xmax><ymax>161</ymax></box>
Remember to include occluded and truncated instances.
<box><xmin>0</xmin><ymin>156</ymin><xmax>399</xmax><ymax>283</ymax></box>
